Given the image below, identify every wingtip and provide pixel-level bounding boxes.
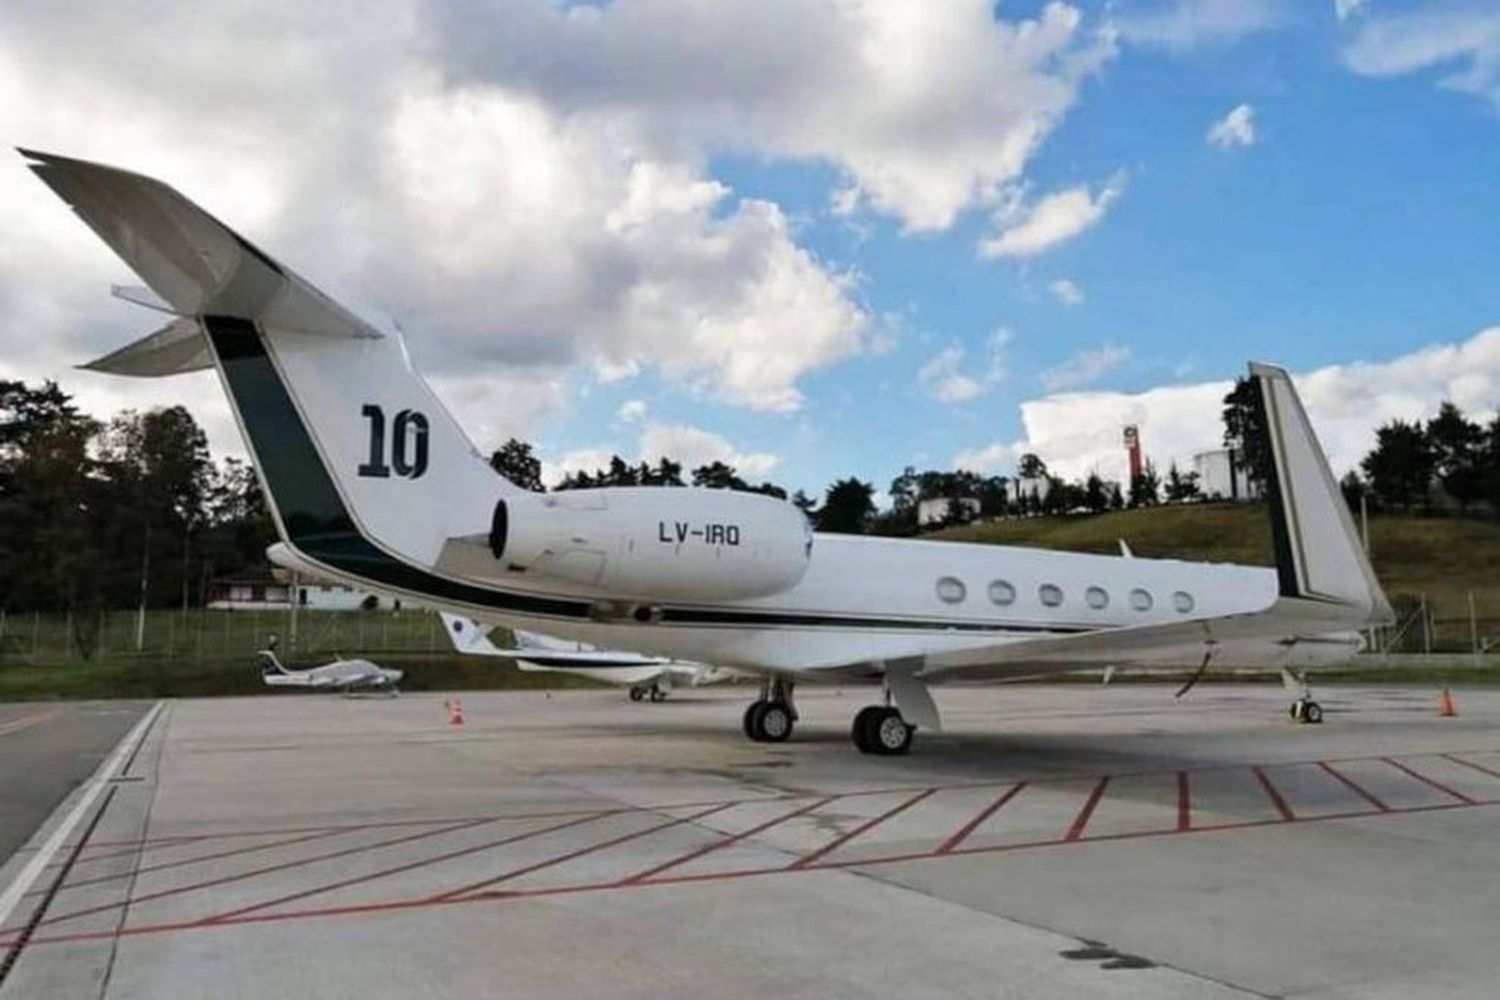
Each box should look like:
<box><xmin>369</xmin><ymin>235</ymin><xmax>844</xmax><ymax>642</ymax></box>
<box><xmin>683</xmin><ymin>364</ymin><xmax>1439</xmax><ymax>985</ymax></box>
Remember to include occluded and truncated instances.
<box><xmin>1248</xmin><ymin>360</ymin><xmax>1289</xmax><ymax>380</ymax></box>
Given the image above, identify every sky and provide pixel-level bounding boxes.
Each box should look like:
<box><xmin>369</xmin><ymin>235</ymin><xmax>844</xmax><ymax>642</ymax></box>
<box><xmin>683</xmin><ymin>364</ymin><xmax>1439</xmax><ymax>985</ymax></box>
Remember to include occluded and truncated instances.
<box><xmin>3</xmin><ymin>0</ymin><xmax>1500</xmax><ymax>499</ymax></box>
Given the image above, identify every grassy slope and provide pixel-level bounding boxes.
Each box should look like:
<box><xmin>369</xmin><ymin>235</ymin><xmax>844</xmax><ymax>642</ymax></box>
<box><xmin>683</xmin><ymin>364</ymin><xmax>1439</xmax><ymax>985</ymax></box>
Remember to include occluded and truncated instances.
<box><xmin>933</xmin><ymin>503</ymin><xmax>1500</xmax><ymax>647</ymax></box>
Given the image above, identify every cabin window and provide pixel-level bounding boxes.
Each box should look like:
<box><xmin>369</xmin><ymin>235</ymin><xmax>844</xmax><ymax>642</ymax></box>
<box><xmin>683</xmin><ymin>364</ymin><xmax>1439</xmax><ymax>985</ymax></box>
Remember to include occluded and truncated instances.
<box><xmin>1130</xmin><ymin>588</ymin><xmax>1153</xmax><ymax>611</ymax></box>
<box><xmin>988</xmin><ymin>580</ymin><xmax>1016</xmax><ymax>606</ymax></box>
<box><xmin>1038</xmin><ymin>584</ymin><xmax>1064</xmax><ymax>607</ymax></box>
<box><xmin>1173</xmin><ymin>591</ymin><xmax>1195</xmax><ymax>613</ymax></box>
<box><xmin>1085</xmin><ymin>586</ymin><xmax>1109</xmax><ymax>610</ymax></box>
<box><xmin>936</xmin><ymin>577</ymin><xmax>967</xmax><ymax>604</ymax></box>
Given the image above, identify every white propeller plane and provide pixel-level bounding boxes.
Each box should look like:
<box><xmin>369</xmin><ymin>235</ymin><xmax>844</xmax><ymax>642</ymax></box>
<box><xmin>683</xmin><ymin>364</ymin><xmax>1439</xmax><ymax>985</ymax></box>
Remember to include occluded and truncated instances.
<box><xmin>258</xmin><ymin>649</ymin><xmax>403</xmax><ymax>694</ymax></box>
<box><xmin>439</xmin><ymin>614</ymin><xmax>735</xmax><ymax>702</ymax></box>
<box><xmin>24</xmin><ymin>149</ymin><xmax>1391</xmax><ymax>755</ymax></box>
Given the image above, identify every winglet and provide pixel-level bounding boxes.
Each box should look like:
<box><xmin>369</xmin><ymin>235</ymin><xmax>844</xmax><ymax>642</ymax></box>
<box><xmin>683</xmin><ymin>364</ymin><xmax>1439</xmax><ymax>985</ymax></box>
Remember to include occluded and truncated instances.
<box><xmin>1250</xmin><ymin>362</ymin><xmax>1393</xmax><ymax>625</ymax></box>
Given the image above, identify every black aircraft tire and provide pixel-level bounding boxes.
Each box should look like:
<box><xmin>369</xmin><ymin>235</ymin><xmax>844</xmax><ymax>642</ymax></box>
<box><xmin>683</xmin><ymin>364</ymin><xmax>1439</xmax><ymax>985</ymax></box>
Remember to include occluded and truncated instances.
<box><xmin>744</xmin><ymin>700</ymin><xmax>768</xmax><ymax>741</ymax></box>
<box><xmin>851</xmin><ymin>705</ymin><xmax>885</xmax><ymax>754</ymax></box>
<box><xmin>630</xmin><ymin>687</ymin><xmax>646</xmax><ymax>703</ymax></box>
<box><xmin>649</xmin><ymin>686</ymin><xmax>667</xmax><ymax>703</ymax></box>
<box><xmin>1303</xmin><ymin>701</ymin><xmax>1323</xmax><ymax>724</ymax></box>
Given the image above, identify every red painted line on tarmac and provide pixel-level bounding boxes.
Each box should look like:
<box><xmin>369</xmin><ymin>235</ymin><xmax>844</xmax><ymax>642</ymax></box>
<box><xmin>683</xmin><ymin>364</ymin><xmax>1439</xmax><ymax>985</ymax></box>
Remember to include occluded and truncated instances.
<box><xmin>205</xmin><ymin>809</ymin><xmax>621</xmax><ymax>923</ymax></box>
<box><xmin>623</xmin><ymin>796</ymin><xmax>838</xmax><ymax>885</ymax></box>
<box><xmin>10</xmin><ymin>794</ymin><xmax>1500</xmax><ymax>950</ymax></box>
<box><xmin>1064</xmin><ymin>776</ymin><xmax>1110</xmax><ymax>842</ymax></box>
<box><xmin>0</xmin><ymin>709</ymin><xmax>63</xmax><ymax>738</ymax></box>
<box><xmin>437</xmin><ymin>802</ymin><xmax>736</xmax><ymax>901</ymax></box>
<box><xmin>788</xmin><ymin>788</ymin><xmax>936</xmax><ymax>870</ymax></box>
<box><xmin>1319</xmin><ymin>761</ymin><xmax>1390</xmax><ymax>812</ymax></box>
<box><xmin>1382</xmin><ymin>757</ymin><xmax>1477</xmax><ymax>805</ymax></box>
<box><xmin>1176</xmin><ymin>771</ymin><xmax>1192</xmax><ymax>832</ymax></box>
<box><xmin>31</xmin><ymin>817</ymin><xmax>495</xmax><ymax>930</ymax></box>
<box><xmin>28</xmin><ymin>828</ymin><xmax>354</xmax><ymax>899</ymax></box>
<box><xmin>937</xmin><ymin>782</ymin><xmax>1026</xmax><ymax>854</ymax></box>
<box><xmin>1442</xmin><ymin>753</ymin><xmax>1500</xmax><ymax>781</ymax></box>
<box><xmin>1253</xmin><ymin>766</ymin><xmax>1295</xmax><ymax>821</ymax></box>
<box><xmin>29</xmin><ymin>827</ymin><xmax>351</xmax><ymax>899</ymax></box>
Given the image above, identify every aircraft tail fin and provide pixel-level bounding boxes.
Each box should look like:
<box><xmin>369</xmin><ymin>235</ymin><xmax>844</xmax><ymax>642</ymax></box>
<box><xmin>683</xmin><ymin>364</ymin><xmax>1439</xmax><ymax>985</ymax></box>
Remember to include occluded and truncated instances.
<box><xmin>440</xmin><ymin>614</ymin><xmax>505</xmax><ymax>655</ymax></box>
<box><xmin>1250</xmin><ymin>362</ymin><xmax>1393</xmax><ymax>625</ymax></box>
<box><xmin>257</xmin><ymin>650</ymin><xmax>289</xmax><ymax>676</ymax></box>
<box><xmin>24</xmin><ymin>148</ymin><xmax>530</xmax><ymax>596</ymax></box>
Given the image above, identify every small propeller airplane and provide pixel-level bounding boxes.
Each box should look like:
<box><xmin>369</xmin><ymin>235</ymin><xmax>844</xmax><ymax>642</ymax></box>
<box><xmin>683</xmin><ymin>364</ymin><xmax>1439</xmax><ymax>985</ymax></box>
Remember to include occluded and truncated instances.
<box><xmin>439</xmin><ymin>613</ymin><xmax>736</xmax><ymax>701</ymax></box>
<box><xmin>258</xmin><ymin>647</ymin><xmax>403</xmax><ymax>695</ymax></box>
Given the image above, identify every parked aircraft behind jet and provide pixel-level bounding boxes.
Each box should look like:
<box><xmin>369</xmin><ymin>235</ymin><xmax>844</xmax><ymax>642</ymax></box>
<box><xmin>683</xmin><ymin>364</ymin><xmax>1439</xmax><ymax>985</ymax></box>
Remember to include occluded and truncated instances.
<box><xmin>259</xmin><ymin>650</ymin><xmax>403</xmax><ymax>694</ymax></box>
<box><xmin>439</xmin><ymin>613</ymin><xmax>736</xmax><ymax>701</ymax></box>
<box><xmin>24</xmin><ymin>149</ymin><xmax>1392</xmax><ymax>756</ymax></box>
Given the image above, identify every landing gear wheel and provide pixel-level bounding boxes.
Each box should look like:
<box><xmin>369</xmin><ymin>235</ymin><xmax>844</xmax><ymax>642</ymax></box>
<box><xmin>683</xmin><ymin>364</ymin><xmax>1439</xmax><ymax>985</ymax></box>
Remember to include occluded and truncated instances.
<box><xmin>629</xmin><ymin>686</ymin><xmax>646</xmax><ymax>702</ymax></box>
<box><xmin>743</xmin><ymin>700</ymin><xmax>793</xmax><ymax>742</ymax></box>
<box><xmin>1290</xmin><ymin>698</ymin><xmax>1324</xmax><ymax>724</ymax></box>
<box><xmin>744</xmin><ymin>700</ymin><xmax>766</xmax><ymax>740</ymax></box>
<box><xmin>851</xmin><ymin>705</ymin><xmax>884</xmax><ymax>754</ymax></box>
<box><xmin>852</xmin><ymin>706</ymin><xmax>913</xmax><ymax>756</ymax></box>
<box><xmin>756</xmin><ymin>702</ymin><xmax>794</xmax><ymax>742</ymax></box>
<box><xmin>649</xmin><ymin>685</ymin><xmax>667</xmax><ymax>703</ymax></box>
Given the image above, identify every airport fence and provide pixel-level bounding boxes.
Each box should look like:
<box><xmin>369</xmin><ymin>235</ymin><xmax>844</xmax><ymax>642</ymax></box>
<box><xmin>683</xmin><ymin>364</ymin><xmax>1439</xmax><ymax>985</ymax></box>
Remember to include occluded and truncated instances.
<box><xmin>0</xmin><ymin>606</ymin><xmax>453</xmax><ymax>669</ymax></box>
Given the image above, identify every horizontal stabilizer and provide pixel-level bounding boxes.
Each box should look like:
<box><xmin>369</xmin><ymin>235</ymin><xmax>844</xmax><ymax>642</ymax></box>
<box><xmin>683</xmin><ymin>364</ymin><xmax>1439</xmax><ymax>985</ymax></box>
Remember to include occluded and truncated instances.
<box><xmin>20</xmin><ymin>148</ymin><xmax>381</xmax><ymax>343</ymax></box>
<box><xmin>112</xmin><ymin>284</ymin><xmax>175</xmax><ymax>314</ymax></box>
<box><xmin>79</xmin><ymin>318</ymin><xmax>211</xmax><ymax>377</ymax></box>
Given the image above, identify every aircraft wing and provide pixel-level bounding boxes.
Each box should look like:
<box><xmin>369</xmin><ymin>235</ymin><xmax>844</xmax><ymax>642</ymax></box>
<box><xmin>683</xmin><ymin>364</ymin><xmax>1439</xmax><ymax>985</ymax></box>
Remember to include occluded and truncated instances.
<box><xmin>440</xmin><ymin>614</ymin><xmax>670</xmax><ymax>668</ymax></box>
<box><xmin>918</xmin><ymin>362</ymin><xmax>1391</xmax><ymax>681</ymax></box>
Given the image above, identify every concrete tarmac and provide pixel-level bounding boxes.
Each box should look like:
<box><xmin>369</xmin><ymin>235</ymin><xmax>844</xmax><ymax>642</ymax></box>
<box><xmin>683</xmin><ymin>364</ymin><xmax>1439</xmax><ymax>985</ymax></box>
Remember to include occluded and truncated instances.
<box><xmin>0</xmin><ymin>701</ymin><xmax>149</xmax><ymax>865</ymax></box>
<box><xmin>2</xmin><ymin>683</ymin><xmax>1498</xmax><ymax>999</ymax></box>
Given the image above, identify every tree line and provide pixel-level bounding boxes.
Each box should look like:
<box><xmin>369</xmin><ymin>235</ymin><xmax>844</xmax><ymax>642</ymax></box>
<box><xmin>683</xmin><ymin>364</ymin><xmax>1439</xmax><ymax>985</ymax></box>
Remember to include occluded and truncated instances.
<box><xmin>0</xmin><ymin>380</ymin><xmax>274</xmax><ymax>652</ymax></box>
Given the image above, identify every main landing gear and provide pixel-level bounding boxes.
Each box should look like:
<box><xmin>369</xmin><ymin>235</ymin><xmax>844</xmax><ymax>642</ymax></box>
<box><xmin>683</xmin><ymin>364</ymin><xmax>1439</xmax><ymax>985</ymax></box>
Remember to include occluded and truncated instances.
<box><xmin>743</xmin><ymin>676</ymin><xmax>797</xmax><ymax>742</ymax></box>
<box><xmin>628</xmin><ymin>681</ymin><xmax>668</xmax><ymax>703</ymax></box>
<box><xmin>1282</xmin><ymin>668</ymin><xmax>1323</xmax><ymax>724</ymax></box>
<box><xmin>851</xmin><ymin>705</ymin><xmax>914</xmax><ymax>756</ymax></box>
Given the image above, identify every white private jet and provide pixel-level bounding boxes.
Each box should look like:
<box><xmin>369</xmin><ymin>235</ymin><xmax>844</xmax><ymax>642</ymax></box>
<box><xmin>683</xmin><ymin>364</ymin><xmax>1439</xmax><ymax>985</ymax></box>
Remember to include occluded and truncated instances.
<box><xmin>25</xmin><ymin>149</ymin><xmax>1391</xmax><ymax>755</ymax></box>
<box><xmin>258</xmin><ymin>649</ymin><xmax>403</xmax><ymax>694</ymax></box>
<box><xmin>439</xmin><ymin>613</ymin><xmax>734</xmax><ymax>701</ymax></box>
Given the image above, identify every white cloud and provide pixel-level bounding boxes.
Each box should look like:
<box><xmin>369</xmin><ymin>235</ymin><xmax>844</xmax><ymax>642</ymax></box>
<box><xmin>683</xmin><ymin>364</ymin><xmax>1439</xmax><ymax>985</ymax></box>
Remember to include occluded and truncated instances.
<box><xmin>1115</xmin><ymin>0</ymin><xmax>1286</xmax><ymax>51</ymax></box>
<box><xmin>616</xmin><ymin>399</ymin><xmax>649</xmax><ymax>423</ymax></box>
<box><xmin>638</xmin><ymin>423</ymin><xmax>779</xmax><ymax>478</ymax></box>
<box><xmin>1041</xmin><ymin>344</ymin><xmax>1132</xmax><ymax>391</ymax></box>
<box><xmin>1048</xmin><ymin>278</ymin><xmax>1085</xmax><ymax>306</ymax></box>
<box><xmin>918</xmin><ymin>329</ymin><xmax>1010</xmax><ymax>403</ymax></box>
<box><xmin>956</xmin><ymin>327</ymin><xmax>1500</xmax><ymax>485</ymax></box>
<box><xmin>979</xmin><ymin>174</ymin><xmax>1125</xmax><ymax>258</ymax></box>
<box><xmin>541</xmin><ymin>448</ymin><xmax>618</xmax><ymax>488</ymax></box>
<box><xmin>0</xmin><ymin>0</ymin><xmax>1123</xmax><ymax>436</ymax></box>
<box><xmin>1206</xmin><ymin>103</ymin><xmax>1258</xmax><ymax>149</ymax></box>
<box><xmin>1343</xmin><ymin>7</ymin><xmax>1500</xmax><ymax>107</ymax></box>
<box><xmin>1334</xmin><ymin>0</ymin><xmax>1367</xmax><ymax>22</ymax></box>
<box><xmin>431</xmin><ymin>0</ymin><xmax>1117</xmax><ymax>233</ymax></box>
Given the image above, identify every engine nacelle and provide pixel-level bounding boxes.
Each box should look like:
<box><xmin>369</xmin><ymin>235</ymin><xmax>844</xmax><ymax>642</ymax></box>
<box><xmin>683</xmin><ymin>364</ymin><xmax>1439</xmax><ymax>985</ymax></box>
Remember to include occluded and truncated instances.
<box><xmin>489</xmin><ymin>487</ymin><xmax>812</xmax><ymax>602</ymax></box>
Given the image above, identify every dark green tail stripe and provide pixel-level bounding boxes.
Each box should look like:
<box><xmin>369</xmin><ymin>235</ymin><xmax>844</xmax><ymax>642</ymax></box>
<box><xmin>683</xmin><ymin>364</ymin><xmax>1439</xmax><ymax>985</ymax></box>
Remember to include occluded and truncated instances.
<box><xmin>206</xmin><ymin>316</ymin><xmax>594</xmax><ymax>619</ymax></box>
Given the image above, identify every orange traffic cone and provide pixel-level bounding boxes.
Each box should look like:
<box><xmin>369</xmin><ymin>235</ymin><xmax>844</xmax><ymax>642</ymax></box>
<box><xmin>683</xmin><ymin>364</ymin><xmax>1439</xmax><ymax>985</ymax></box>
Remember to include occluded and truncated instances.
<box><xmin>449</xmin><ymin>698</ymin><xmax>465</xmax><ymax>726</ymax></box>
<box><xmin>1439</xmin><ymin>687</ymin><xmax>1457</xmax><ymax>718</ymax></box>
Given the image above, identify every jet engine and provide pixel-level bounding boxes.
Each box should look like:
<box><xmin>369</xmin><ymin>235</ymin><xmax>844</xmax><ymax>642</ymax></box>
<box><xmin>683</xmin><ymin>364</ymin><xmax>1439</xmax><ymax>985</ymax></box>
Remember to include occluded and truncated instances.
<box><xmin>488</xmin><ymin>487</ymin><xmax>812</xmax><ymax>602</ymax></box>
